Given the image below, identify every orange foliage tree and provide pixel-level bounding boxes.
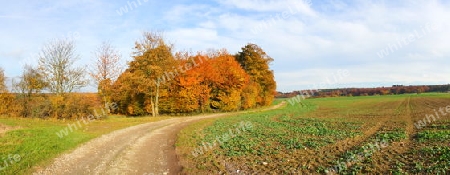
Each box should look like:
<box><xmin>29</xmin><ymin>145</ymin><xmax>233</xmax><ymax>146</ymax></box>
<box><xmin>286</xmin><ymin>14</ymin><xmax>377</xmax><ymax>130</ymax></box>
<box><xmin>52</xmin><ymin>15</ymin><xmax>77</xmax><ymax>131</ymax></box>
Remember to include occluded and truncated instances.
<box><xmin>205</xmin><ymin>51</ymin><xmax>249</xmax><ymax>111</ymax></box>
<box><xmin>236</xmin><ymin>43</ymin><xmax>277</xmax><ymax>106</ymax></box>
<box><xmin>166</xmin><ymin>54</ymin><xmax>210</xmax><ymax>113</ymax></box>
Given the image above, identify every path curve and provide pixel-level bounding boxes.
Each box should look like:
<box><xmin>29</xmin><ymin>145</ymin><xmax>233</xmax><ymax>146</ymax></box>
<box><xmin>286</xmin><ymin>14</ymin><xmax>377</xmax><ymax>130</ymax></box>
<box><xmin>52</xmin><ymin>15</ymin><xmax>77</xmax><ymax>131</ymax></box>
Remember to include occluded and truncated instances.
<box><xmin>34</xmin><ymin>102</ymin><xmax>285</xmax><ymax>175</ymax></box>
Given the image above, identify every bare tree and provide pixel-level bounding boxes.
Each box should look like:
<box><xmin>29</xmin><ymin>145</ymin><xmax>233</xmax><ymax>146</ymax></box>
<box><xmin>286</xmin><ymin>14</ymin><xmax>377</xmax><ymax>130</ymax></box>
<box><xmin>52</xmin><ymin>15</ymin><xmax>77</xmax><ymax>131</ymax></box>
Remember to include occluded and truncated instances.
<box><xmin>89</xmin><ymin>41</ymin><xmax>123</xmax><ymax>85</ymax></box>
<box><xmin>89</xmin><ymin>41</ymin><xmax>123</xmax><ymax>107</ymax></box>
<box><xmin>38</xmin><ymin>38</ymin><xmax>87</xmax><ymax>96</ymax></box>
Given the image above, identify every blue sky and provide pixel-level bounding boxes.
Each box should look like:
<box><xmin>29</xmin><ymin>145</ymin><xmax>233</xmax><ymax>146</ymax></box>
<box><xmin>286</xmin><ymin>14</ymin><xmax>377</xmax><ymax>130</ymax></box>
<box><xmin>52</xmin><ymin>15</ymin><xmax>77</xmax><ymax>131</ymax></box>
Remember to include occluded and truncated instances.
<box><xmin>1</xmin><ymin>0</ymin><xmax>449</xmax><ymax>92</ymax></box>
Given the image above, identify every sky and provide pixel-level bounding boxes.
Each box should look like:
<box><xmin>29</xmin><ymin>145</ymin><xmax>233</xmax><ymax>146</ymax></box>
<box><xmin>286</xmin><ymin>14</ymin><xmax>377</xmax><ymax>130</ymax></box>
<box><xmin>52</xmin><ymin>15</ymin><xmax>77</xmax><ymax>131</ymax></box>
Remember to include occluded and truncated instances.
<box><xmin>0</xmin><ymin>0</ymin><xmax>449</xmax><ymax>92</ymax></box>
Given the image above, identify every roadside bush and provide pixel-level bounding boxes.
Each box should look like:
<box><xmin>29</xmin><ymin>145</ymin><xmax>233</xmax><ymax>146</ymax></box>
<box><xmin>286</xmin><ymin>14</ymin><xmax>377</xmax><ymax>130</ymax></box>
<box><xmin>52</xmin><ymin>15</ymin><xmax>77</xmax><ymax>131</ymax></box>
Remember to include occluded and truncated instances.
<box><xmin>0</xmin><ymin>93</ymin><xmax>16</xmax><ymax>116</ymax></box>
<box><xmin>31</xmin><ymin>97</ymin><xmax>52</xmax><ymax>119</ymax></box>
<box><xmin>56</xmin><ymin>95</ymin><xmax>92</xmax><ymax>120</ymax></box>
<box><xmin>8</xmin><ymin>93</ymin><xmax>100</xmax><ymax>119</ymax></box>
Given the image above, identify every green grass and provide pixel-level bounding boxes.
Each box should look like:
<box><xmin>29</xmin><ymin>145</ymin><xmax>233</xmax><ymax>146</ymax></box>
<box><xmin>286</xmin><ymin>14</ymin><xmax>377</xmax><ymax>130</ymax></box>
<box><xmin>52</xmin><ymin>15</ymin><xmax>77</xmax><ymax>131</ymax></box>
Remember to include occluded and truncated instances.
<box><xmin>273</xmin><ymin>98</ymin><xmax>286</xmax><ymax>105</ymax></box>
<box><xmin>0</xmin><ymin>115</ymin><xmax>170</xmax><ymax>174</ymax></box>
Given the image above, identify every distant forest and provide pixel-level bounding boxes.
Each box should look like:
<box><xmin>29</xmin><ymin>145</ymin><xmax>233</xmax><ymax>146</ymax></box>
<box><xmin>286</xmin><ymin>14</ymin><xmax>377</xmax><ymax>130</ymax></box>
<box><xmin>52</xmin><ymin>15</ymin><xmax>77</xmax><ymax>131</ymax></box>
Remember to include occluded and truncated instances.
<box><xmin>277</xmin><ymin>84</ymin><xmax>450</xmax><ymax>98</ymax></box>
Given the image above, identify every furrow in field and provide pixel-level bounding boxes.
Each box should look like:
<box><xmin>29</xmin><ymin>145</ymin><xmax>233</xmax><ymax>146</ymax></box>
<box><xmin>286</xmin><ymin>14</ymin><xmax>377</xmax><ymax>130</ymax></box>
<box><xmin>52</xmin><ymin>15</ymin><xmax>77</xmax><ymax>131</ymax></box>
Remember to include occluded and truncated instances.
<box><xmin>368</xmin><ymin>96</ymin><xmax>450</xmax><ymax>174</ymax></box>
<box><xmin>322</xmin><ymin>96</ymin><xmax>411</xmax><ymax>174</ymax></box>
<box><xmin>309</xmin><ymin>99</ymin><xmax>406</xmax><ymax>173</ymax></box>
<box><xmin>368</xmin><ymin>96</ymin><xmax>415</xmax><ymax>173</ymax></box>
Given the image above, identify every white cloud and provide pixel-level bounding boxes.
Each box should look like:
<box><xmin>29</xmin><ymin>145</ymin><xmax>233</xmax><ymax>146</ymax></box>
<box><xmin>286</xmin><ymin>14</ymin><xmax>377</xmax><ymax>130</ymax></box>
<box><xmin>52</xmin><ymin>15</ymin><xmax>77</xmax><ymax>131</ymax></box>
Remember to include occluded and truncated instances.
<box><xmin>217</xmin><ymin>0</ymin><xmax>314</xmax><ymax>14</ymax></box>
<box><xmin>167</xmin><ymin>28</ymin><xmax>220</xmax><ymax>51</ymax></box>
<box><xmin>163</xmin><ymin>4</ymin><xmax>213</xmax><ymax>22</ymax></box>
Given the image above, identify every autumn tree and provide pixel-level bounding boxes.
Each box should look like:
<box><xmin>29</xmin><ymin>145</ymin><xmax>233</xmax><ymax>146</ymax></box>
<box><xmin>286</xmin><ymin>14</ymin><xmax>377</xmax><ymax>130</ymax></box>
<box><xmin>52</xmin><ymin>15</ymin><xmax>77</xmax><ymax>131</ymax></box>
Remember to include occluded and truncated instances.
<box><xmin>38</xmin><ymin>38</ymin><xmax>88</xmax><ymax>96</ymax></box>
<box><xmin>109</xmin><ymin>70</ymin><xmax>142</xmax><ymax>115</ymax></box>
<box><xmin>235</xmin><ymin>43</ymin><xmax>276</xmax><ymax>106</ymax></box>
<box><xmin>90</xmin><ymin>41</ymin><xmax>123</xmax><ymax>104</ymax></box>
<box><xmin>15</xmin><ymin>65</ymin><xmax>47</xmax><ymax>97</ymax></box>
<box><xmin>241</xmin><ymin>81</ymin><xmax>259</xmax><ymax>109</ymax></box>
<box><xmin>207</xmin><ymin>51</ymin><xmax>249</xmax><ymax>111</ymax></box>
<box><xmin>169</xmin><ymin>54</ymin><xmax>210</xmax><ymax>113</ymax></box>
<box><xmin>112</xmin><ymin>32</ymin><xmax>176</xmax><ymax>116</ymax></box>
<box><xmin>13</xmin><ymin>65</ymin><xmax>47</xmax><ymax>117</ymax></box>
<box><xmin>167</xmin><ymin>50</ymin><xmax>248</xmax><ymax>113</ymax></box>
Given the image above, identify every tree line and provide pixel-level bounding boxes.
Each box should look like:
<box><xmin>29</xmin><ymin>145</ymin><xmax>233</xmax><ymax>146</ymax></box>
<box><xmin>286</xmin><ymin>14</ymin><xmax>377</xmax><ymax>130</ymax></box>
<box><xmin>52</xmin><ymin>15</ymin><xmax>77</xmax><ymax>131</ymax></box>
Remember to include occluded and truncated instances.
<box><xmin>106</xmin><ymin>32</ymin><xmax>276</xmax><ymax>116</ymax></box>
<box><xmin>0</xmin><ymin>32</ymin><xmax>276</xmax><ymax>119</ymax></box>
<box><xmin>277</xmin><ymin>84</ymin><xmax>449</xmax><ymax>98</ymax></box>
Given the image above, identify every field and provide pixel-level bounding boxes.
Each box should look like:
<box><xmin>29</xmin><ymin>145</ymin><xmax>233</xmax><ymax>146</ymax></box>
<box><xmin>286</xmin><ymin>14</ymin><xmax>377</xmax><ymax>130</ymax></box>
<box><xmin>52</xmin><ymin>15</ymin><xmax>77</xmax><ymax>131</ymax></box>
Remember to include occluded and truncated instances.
<box><xmin>176</xmin><ymin>93</ymin><xmax>450</xmax><ymax>174</ymax></box>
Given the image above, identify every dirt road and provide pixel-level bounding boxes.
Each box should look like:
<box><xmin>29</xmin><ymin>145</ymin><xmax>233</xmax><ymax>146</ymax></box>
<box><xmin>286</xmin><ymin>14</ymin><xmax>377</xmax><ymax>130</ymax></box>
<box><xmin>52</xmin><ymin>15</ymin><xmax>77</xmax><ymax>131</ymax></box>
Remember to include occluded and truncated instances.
<box><xmin>34</xmin><ymin>103</ymin><xmax>285</xmax><ymax>175</ymax></box>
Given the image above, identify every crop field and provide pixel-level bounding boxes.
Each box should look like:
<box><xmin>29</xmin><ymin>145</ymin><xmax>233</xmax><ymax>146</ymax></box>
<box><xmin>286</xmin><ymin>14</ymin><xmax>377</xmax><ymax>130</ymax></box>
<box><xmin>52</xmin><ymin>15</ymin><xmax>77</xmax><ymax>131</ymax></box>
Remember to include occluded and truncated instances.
<box><xmin>176</xmin><ymin>93</ymin><xmax>450</xmax><ymax>174</ymax></box>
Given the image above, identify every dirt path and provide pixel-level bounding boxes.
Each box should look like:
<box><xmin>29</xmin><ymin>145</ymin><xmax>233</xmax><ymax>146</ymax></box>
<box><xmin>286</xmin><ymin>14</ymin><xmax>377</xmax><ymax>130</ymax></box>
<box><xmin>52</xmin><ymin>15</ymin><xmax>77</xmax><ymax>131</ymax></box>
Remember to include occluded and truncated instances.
<box><xmin>34</xmin><ymin>102</ymin><xmax>285</xmax><ymax>175</ymax></box>
<box><xmin>0</xmin><ymin>123</ymin><xmax>19</xmax><ymax>137</ymax></box>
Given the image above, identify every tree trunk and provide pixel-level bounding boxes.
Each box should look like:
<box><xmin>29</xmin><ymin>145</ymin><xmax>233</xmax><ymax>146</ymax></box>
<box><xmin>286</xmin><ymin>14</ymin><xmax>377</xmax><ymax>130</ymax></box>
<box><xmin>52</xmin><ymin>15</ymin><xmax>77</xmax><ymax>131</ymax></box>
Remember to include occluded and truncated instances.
<box><xmin>155</xmin><ymin>82</ymin><xmax>160</xmax><ymax>116</ymax></box>
<box><xmin>150</xmin><ymin>98</ymin><xmax>156</xmax><ymax>117</ymax></box>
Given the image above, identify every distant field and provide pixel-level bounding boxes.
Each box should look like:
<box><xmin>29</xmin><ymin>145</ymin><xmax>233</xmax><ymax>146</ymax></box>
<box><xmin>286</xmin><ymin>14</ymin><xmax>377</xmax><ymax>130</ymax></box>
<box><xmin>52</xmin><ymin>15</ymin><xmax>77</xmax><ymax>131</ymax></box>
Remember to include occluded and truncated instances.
<box><xmin>176</xmin><ymin>93</ymin><xmax>450</xmax><ymax>174</ymax></box>
<box><xmin>0</xmin><ymin>115</ymin><xmax>170</xmax><ymax>174</ymax></box>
